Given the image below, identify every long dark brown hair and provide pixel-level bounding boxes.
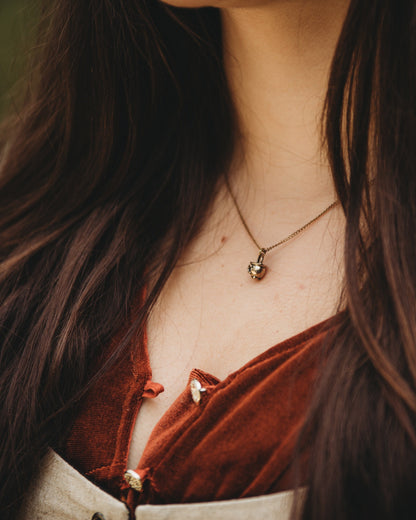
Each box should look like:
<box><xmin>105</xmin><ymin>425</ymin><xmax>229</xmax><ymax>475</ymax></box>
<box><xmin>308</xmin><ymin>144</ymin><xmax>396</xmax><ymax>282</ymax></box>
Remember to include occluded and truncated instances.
<box><xmin>1</xmin><ymin>0</ymin><xmax>416</xmax><ymax>518</ymax></box>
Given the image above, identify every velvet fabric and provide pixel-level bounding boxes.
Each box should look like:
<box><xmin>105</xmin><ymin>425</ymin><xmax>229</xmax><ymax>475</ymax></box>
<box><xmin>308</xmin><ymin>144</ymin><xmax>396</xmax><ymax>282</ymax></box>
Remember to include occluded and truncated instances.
<box><xmin>60</xmin><ymin>311</ymin><xmax>337</xmax><ymax>517</ymax></box>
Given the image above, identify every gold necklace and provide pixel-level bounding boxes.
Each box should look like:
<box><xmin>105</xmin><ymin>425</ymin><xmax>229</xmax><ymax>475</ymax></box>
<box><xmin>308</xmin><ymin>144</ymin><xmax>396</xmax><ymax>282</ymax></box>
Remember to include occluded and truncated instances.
<box><xmin>225</xmin><ymin>177</ymin><xmax>339</xmax><ymax>281</ymax></box>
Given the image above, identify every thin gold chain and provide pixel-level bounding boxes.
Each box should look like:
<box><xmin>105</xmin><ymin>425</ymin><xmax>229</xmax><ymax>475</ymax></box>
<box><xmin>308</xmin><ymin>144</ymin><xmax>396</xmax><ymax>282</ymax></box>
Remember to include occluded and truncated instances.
<box><xmin>225</xmin><ymin>176</ymin><xmax>339</xmax><ymax>253</ymax></box>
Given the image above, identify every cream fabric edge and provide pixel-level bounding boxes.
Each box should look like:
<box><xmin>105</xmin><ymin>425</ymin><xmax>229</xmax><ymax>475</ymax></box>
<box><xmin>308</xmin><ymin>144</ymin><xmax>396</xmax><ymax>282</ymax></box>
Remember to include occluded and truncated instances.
<box><xmin>18</xmin><ymin>449</ymin><xmax>304</xmax><ymax>520</ymax></box>
<box><xmin>135</xmin><ymin>487</ymin><xmax>304</xmax><ymax>520</ymax></box>
<box><xmin>19</xmin><ymin>448</ymin><xmax>129</xmax><ymax>520</ymax></box>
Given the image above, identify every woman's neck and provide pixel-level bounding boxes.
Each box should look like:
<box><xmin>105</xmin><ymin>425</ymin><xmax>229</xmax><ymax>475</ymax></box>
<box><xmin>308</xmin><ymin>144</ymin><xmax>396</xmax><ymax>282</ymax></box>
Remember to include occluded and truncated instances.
<box><xmin>222</xmin><ymin>0</ymin><xmax>350</xmax><ymax>213</ymax></box>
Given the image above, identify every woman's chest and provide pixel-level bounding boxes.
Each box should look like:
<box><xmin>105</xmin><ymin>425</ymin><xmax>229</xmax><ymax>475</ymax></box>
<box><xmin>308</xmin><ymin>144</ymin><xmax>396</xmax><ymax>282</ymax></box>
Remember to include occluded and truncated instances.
<box><xmin>127</xmin><ymin>218</ymin><xmax>344</xmax><ymax>470</ymax></box>
<box><xmin>61</xmin><ymin>205</ymin><xmax>343</xmax><ymax>507</ymax></box>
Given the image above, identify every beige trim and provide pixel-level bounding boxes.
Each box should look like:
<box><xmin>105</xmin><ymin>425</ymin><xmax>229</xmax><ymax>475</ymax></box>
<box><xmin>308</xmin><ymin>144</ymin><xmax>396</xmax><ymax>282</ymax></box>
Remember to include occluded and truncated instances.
<box><xmin>19</xmin><ymin>449</ymin><xmax>303</xmax><ymax>520</ymax></box>
<box><xmin>135</xmin><ymin>489</ymin><xmax>303</xmax><ymax>519</ymax></box>
<box><xmin>19</xmin><ymin>449</ymin><xmax>129</xmax><ymax>520</ymax></box>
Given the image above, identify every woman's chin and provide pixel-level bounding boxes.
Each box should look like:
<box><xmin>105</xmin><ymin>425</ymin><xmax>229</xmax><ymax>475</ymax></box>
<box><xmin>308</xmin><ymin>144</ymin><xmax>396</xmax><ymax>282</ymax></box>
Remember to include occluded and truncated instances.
<box><xmin>159</xmin><ymin>0</ymin><xmax>277</xmax><ymax>8</ymax></box>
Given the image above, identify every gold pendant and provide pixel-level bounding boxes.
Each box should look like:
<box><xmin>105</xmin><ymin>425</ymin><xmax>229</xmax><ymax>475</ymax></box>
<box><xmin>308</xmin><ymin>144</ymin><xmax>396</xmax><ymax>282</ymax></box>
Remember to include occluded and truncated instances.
<box><xmin>248</xmin><ymin>249</ymin><xmax>267</xmax><ymax>280</ymax></box>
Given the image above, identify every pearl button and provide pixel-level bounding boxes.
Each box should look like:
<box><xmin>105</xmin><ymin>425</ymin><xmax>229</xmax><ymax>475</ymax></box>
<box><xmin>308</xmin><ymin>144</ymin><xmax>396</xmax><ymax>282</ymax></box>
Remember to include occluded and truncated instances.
<box><xmin>124</xmin><ymin>469</ymin><xmax>143</xmax><ymax>492</ymax></box>
<box><xmin>190</xmin><ymin>379</ymin><xmax>206</xmax><ymax>405</ymax></box>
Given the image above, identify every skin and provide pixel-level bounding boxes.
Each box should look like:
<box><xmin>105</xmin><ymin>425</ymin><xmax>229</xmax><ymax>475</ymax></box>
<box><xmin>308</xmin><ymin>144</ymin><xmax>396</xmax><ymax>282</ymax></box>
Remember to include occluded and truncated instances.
<box><xmin>127</xmin><ymin>0</ymin><xmax>350</xmax><ymax>469</ymax></box>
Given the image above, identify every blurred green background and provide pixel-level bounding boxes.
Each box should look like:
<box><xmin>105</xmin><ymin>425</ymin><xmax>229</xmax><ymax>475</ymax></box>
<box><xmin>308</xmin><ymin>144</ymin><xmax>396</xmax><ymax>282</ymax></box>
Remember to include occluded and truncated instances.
<box><xmin>0</xmin><ymin>0</ymin><xmax>33</xmax><ymax>118</ymax></box>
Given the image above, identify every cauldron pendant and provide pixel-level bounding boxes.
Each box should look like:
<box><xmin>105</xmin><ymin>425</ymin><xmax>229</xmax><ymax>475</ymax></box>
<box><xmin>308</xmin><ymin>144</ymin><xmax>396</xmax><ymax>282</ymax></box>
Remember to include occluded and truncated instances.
<box><xmin>248</xmin><ymin>249</ymin><xmax>267</xmax><ymax>280</ymax></box>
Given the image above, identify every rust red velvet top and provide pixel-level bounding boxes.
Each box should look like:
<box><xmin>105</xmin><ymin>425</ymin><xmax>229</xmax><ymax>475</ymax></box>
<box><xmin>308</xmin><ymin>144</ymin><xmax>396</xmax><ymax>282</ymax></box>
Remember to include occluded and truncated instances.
<box><xmin>60</xmin><ymin>311</ymin><xmax>336</xmax><ymax>516</ymax></box>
